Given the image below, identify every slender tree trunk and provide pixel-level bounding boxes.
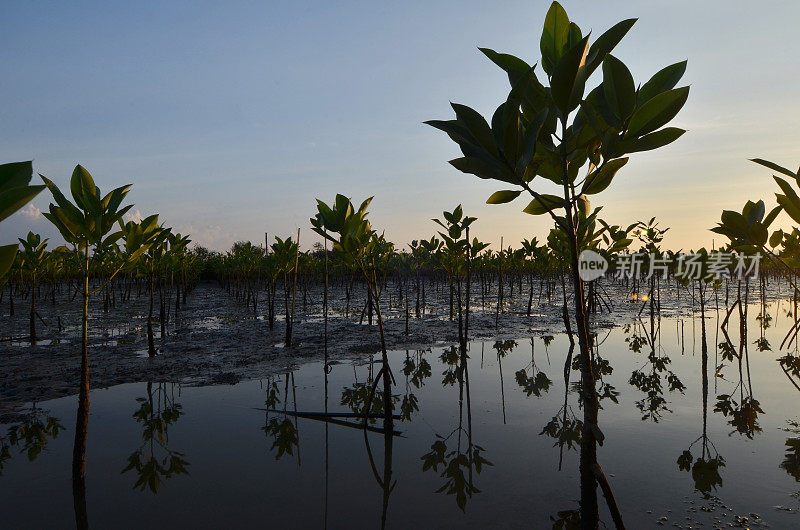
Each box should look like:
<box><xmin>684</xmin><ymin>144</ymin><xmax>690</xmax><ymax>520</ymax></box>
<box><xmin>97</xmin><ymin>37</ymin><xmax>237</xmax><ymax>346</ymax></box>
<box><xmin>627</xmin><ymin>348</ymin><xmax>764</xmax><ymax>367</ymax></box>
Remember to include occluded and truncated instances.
<box><xmin>557</xmin><ymin>128</ymin><xmax>602</xmax><ymax>528</ymax></box>
<box><xmin>72</xmin><ymin>257</ymin><xmax>90</xmax><ymax>530</ymax></box>
<box><xmin>284</xmin><ymin>276</ymin><xmax>292</xmax><ymax>347</ymax></box>
<box><xmin>367</xmin><ymin>284</ymin><xmax>373</xmax><ymax>326</ymax></box>
<box><xmin>29</xmin><ymin>277</ymin><xmax>37</xmax><ymax>345</ymax></box>
<box><xmin>147</xmin><ymin>273</ymin><xmax>156</xmax><ymax>357</ymax></box>
<box><xmin>159</xmin><ymin>280</ymin><xmax>166</xmax><ymax>339</ymax></box>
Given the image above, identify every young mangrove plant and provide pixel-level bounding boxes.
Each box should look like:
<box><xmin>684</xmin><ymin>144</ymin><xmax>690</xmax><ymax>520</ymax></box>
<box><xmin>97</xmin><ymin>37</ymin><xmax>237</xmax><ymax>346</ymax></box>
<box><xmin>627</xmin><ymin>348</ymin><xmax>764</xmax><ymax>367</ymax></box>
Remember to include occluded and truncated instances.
<box><xmin>0</xmin><ymin>161</ymin><xmax>45</xmax><ymax>277</ymax></box>
<box><xmin>270</xmin><ymin>236</ymin><xmax>299</xmax><ymax>347</ymax></box>
<box><xmin>310</xmin><ymin>195</ymin><xmax>396</xmax><ymax>421</ymax></box>
<box><xmin>426</xmin><ymin>2</ymin><xmax>689</xmax><ymax>526</ymax></box>
<box><xmin>40</xmin><ymin>164</ymin><xmax>153</xmax><ymax>527</ymax></box>
<box><xmin>119</xmin><ymin>215</ymin><xmax>171</xmax><ymax>356</ymax></box>
<box><xmin>311</xmin><ymin>190</ymin><xmax>393</xmax><ymax>376</ymax></box>
<box><xmin>311</xmin><ymin>194</ymin><xmax>399</xmax><ymax>527</ymax></box>
<box><xmin>712</xmin><ymin>157</ymin><xmax>800</xmax><ymax>374</ymax></box>
<box><xmin>432</xmin><ymin>205</ymin><xmax>488</xmax><ymax>351</ymax></box>
<box><xmin>18</xmin><ymin>232</ymin><xmax>50</xmax><ymax>344</ymax></box>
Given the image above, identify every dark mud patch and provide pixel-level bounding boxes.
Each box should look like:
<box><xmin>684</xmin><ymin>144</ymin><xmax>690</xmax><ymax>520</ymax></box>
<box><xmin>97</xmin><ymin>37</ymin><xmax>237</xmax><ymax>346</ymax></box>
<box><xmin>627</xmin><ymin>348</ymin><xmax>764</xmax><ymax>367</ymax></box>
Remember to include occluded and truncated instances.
<box><xmin>0</xmin><ymin>280</ymin><xmax>787</xmax><ymax>413</ymax></box>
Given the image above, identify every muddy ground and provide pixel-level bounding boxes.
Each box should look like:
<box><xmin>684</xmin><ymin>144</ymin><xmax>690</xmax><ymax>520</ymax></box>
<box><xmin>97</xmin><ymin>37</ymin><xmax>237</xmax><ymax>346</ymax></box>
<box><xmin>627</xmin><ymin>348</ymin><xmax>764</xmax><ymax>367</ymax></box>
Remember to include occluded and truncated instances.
<box><xmin>0</xmin><ymin>278</ymin><xmax>777</xmax><ymax>414</ymax></box>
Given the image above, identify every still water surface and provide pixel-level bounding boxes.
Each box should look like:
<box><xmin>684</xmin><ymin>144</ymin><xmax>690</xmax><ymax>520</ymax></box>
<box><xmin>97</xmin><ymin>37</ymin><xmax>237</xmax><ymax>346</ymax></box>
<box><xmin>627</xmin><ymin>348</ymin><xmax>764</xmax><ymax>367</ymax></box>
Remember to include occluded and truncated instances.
<box><xmin>2</xmin><ymin>301</ymin><xmax>799</xmax><ymax>528</ymax></box>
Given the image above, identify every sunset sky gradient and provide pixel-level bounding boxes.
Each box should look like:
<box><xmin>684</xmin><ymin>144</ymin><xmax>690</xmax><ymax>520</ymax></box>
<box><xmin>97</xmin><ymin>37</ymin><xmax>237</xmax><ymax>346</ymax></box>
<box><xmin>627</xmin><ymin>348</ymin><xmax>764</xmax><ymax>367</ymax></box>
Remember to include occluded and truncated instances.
<box><xmin>2</xmin><ymin>1</ymin><xmax>798</xmax><ymax>252</ymax></box>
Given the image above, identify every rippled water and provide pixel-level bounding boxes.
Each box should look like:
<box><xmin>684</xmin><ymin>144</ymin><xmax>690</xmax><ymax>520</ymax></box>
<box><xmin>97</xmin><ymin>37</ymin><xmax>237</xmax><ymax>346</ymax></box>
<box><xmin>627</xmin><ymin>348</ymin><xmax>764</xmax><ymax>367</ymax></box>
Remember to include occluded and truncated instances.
<box><xmin>2</xmin><ymin>299</ymin><xmax>799</xmax><ymax>528</ymax></box>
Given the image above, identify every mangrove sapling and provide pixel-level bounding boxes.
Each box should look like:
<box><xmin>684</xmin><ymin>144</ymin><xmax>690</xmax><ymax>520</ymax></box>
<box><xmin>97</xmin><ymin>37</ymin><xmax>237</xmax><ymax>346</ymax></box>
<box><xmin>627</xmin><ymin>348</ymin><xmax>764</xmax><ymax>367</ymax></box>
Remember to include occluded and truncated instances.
<box><xmin>426</xmin><ymin>2</ymin><xmax>689</xmax><ymax>526</ymax></box>
<box><xmin>465</xmin><ymin>232</ymin><xmax>489</xmax><ymax>351</ymax></box>
<box><xmin>633</xmin><ymin>217</ymin><xmax>669</xmax><ymax>315</ymax></box>
<box><xmin>712</xmin><ymin>158</ymin><xmax>800</xmax><ymax>352</ymax></box>
<box><xmin>310</xmin><ymin>194</ymin><xmax>396</xmax><ymax>431</ymax></box>
<box><xmin>549</xmin><ymin>208</ymin><xmax>634</xmax><ymax>317</ymax></box>
<box><xmin>264</xmin><ymin>254</ymin><xmax>278</xmax><ymax>330</ymax></box>
<box><xmin>166</xmin><ymin>233</ymin><xmax>192</xmax><ymax>315</ymax></box>
<box><xmin>270</xmin><ymin>236</ymin><xmax>299</xmax><ymax>346</ymax></box>
<box><xmin>495</xmin><ymin>240</ymin><xmax>503</xmax><ymax>328</ymax></box>
<box><xmin>432</xmin><ymin>206</ymin><xmax>488</xmax><ymax>349</ymax></box>
<box><xmin>291</xmin><ymin>229</ymin><xmax>300</xmax><ymax>335</ymax></box>
<box><xmin>40</xmin><ymin>165</ymin><xmax>154</xmax><ymax>529</ymax></box>
<box><xmin>323</xmin><ymin>234</ymin><xmax>329</xmax><ymax>367</ymax></box>
<box><xmin>433</xmin><ymin>206</ymin><xmax>473</xmax><ymax>336</ymax></box>
<box><xmin>0</xmin><ymin>161</ymin><xmax>45</xmax><ymax>278</ymax></box>
<box><xmin>18</xmin><ymin>232</ymin><xmax>50</xmax><ymax>344</ymax></box>
<box><xmin>119</xmin><ymin>215</ymin><xmax>171</xmax><ymax>356</ymax></box>
<box><xmin>592</xmin><ymin>219</ymin><xmax>636</xmax><ymax>313</ymax></box>
<box><xmin>409</xmin><ymin>240</ymin><xmax>423</xmax><ymax>318</ymax></box>
<box><xmin>520</xmin><ymin>238</ymin><xmax>541</xmax><ymax>316</ymax></box>
<box><xmin>418</xmin><ymin>237</ymin><xmax>442</xmax><ymax>316</ymax></box>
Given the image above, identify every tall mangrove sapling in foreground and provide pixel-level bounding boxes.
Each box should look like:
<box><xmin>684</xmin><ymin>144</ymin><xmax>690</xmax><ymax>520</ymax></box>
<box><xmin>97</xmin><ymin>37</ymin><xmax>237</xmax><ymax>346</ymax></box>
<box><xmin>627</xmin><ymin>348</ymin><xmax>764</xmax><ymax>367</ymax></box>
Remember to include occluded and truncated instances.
<box><xmin>426</xmin><ymin>2</ymin><xmax>689</xmax><ymax>526</ymax></box>
<box><xmin>311</xmin><ymin>195</ymin><xmax>395</xmax><ymax>416</ymax></box>
<box><xmin>40</xmin><ymin>165</ymin><xmax>154</xmax><ymax>528</ymax></box>
<box><xmin>311</xmin><ymin>194</ymin><xmax>398</xmax><ymax>527</ymax></box>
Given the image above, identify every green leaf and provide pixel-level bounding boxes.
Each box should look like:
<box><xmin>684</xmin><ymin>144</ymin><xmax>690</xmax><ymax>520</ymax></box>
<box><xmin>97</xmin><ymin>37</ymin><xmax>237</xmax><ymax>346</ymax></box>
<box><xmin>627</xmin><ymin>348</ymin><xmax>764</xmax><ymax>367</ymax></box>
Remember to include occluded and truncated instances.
<box><xmin>540</xmin><ymin>1</ymin><xmax>571</xmax><ymax>76</ymax></box>
<box><xmin>453</xmin><ymin>204</ymin><xmax>463</xmax><ymax>223</ymax></box>
<box><xmin>638</xmin><ymin>61</ymin><xmax>687</xmax><ymax>104</ymax></box>
<box><xmin>625</xmin><ymin>86</ymin><xmax>689</xmax><ymax>138</ymax></box>
<box><xmin>70</xmin><ymin>165</ymin><xmax>97</xmax><ymax>211</ymax></box>
<box><xmin>0</xmin><ymin>244</ymin><xmax>18</xmax><ymax>277</ymax></box>
<box><xmin>0</xmin><ymin>185</ymin><xmax>45</xmax><ymax>223</ymax></box>
<box><xmin>40</xmin><ymin>175</ymin><xmax>83</xmax><ymax>223</ymax></box>
<box><xmin>450</xmin><ymin>103</ymin><xmax>499</xmax><ymax>158</ymax></box>
<box><xmin>487</xmin><ymin>190</ymin><xmax>522</xmax><ymax>204</ymax></box>
<box><xmin>550</xmin><ymin>35</ymin><xmax>591</xmax><ymax>114</ymax></box>
<box><xmin>567</xmin><ymin>22</ymin><xmax>583</xmax><ymax>49</ymax></box>
<box><xmin>103</xmin><ymin>184</ymin><xmax>132</xmax><ymax>214</ymax></box>
<box><xmin>602</xmin><ymin>54</ymin><xmax>636</xmax><ymax>121</ymax></box>
<box><xmin>582</xmin><ymin>158</ymin><xmax>628</xmax><ymax>195</ymax></box>
<box><xmin>625</xmin><ymin>127</ymin><xmax>686</xmax><ymax>153</ymax></box>
<box><xmin>449</xmin><ymin>157</ymin><xmax>516</xmax><ymax>184</ymax></box>
<box><xmin>769</xmin><ymin>229</ymin><xmax>784</xmax><ymax>248</ymax></box>
<box><xmin>523</xmin><ymin>194</ymin><xmax>564</xmax><ymax>215</ymax></box>
<box><xmin>745</xmin><ymin>199</ymin><xmax>765</xmax><ymax>224</ymax></box>
<box><xmin>751</xmin><ymin>158</ymin><xmax>798</xmax><ymax>180</ymax></box>
<box><xmin>500</xmin><ymin>103</ymin><xmax>520</xmax><ymax>166</ymax></box>
<box><xmin>774</xmin><ymin>176</ymin><xmax>800</xmax><ymax>204</ymax></box>
<box><xmin>763</xmin><ymin>205</ymin><xmax>782</xmax><ymax>228</ymax></box>
<box><xmin>776</xmin><ymin>194</ymin><xmax>800</xmax><ymax>225</ymax></box>
<box><xmin>0</xmin><ymin>161</ymin><xmax>33</xmax><ymax>194</ymax></box>
<box><xmin>581</xmin><ymin>86</ymin><xmax>616</xmax><ymax>131</ymax></box>
<box><xmin>585</xmin><ymin>18</ymin><xmax>637</xmax><ymax>76</ymax></box>
<box><xmin>774</xmin><ymin>176</ymin><xmax>800</xmax><ymax>224</ymax></box>
<box><xmin>479</xmin><ymin>48</ymin><xmax>531</xmax><ymax>85</ymax></box>
<box><xmin>515</xmin><ymin>108</ymin><xmax>549</xmax><ymax>175</ymax></box>
<box><xmin>505</xmin><ymin>64</ymin><xmax>548</xmax><ymax>119</ymax></box>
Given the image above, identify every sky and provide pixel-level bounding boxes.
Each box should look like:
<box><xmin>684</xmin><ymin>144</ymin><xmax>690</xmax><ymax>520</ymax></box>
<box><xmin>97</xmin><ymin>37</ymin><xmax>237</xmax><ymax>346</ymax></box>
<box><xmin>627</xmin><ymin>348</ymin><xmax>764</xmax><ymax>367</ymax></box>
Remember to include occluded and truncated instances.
<box><xmin>2</xmin><ymin>0</ymin><xmax>799</xmax><ymax>253</ymax></box>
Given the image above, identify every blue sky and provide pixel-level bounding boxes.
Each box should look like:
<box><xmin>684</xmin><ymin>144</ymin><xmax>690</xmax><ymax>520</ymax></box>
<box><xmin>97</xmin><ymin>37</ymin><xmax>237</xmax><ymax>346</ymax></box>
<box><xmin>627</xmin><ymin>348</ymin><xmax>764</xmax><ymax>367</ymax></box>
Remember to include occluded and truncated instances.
<box><xmin>2</xmin><ymin>1</ymin><xmax>799</xmax><ymax>251</ymax></box>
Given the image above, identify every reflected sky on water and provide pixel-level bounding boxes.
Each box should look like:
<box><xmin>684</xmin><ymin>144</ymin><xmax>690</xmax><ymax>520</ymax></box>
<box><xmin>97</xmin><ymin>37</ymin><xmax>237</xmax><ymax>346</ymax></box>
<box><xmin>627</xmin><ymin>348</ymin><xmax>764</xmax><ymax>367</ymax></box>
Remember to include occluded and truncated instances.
<box><xmin>2</xmin><ymin>299</ymin><xmax>799</xmax><ymax>528</ymax></box>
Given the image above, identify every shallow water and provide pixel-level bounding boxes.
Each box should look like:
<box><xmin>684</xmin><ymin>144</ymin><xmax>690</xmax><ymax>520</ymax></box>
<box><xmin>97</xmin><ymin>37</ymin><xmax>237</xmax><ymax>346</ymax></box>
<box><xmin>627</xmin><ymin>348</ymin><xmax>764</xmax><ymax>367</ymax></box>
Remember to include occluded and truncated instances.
<box><xmin>2</xmin><ymin>299</ymin><xmax>799</xmax><ymax>528</ymax></box>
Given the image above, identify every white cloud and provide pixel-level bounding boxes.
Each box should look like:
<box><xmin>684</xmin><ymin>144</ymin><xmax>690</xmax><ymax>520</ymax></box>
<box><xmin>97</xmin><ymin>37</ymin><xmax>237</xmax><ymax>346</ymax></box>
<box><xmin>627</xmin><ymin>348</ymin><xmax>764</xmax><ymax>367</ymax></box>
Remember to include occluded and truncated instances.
<box><xmin>174</xmin><ymin>223</ymin><xmax>235</xmax><ymax>252</ymax></box>
<box><xmin>124</xmin><ymin>209</ymin><xmax>144</xmax><ymax>223</ymax></box>
<box><xmin>19</xmin><ymin>203</ymin><xmax>41</xmax><ymax>219</ymax></box>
